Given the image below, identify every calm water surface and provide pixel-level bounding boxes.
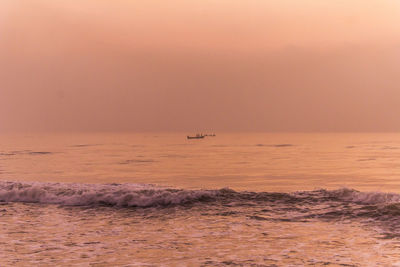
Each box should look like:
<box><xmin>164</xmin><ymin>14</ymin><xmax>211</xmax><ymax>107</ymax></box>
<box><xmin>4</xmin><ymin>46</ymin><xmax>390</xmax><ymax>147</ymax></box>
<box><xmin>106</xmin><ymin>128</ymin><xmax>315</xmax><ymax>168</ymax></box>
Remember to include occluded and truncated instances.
<box><xmin>1</xmin><ymin>133</ymin><xmax>400</xmax><ymax>266</ymax></box>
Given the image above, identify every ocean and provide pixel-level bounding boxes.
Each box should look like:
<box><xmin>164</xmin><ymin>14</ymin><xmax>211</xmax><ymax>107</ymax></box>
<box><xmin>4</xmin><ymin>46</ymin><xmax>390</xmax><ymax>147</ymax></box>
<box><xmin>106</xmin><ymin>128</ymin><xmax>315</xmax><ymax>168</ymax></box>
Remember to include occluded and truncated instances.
<box><xmin>1</xmin><ymin>133</ymin><xmax>400</xmax><ymax>266</ymax></box>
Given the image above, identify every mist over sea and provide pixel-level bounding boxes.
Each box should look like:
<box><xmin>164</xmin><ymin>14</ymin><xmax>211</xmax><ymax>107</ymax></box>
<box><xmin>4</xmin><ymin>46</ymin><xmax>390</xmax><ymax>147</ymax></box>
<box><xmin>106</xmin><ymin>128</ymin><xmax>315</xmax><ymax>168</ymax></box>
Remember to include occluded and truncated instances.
<box><xmin>1</xmin><ymin>133</ymin><xmax>400</xmax><ymax>266</ymax></box>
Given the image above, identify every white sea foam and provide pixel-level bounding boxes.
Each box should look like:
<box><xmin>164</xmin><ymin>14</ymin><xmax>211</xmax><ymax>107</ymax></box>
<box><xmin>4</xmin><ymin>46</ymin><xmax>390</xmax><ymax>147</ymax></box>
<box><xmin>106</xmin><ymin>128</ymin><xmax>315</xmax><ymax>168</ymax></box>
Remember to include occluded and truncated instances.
<box><xmin>2</xmin><ymin>181</ymin><xmax>400</xmax><ymax>208</ymax></box>
<box><xmin>324</xmin><ymin>188</ymin><xmax>400</xmax><ymax>205</ymax></box>
<box><xmin>0</xmin><ymin>181</ymin><xmax>219</xmax><ymax>207</ymax></box>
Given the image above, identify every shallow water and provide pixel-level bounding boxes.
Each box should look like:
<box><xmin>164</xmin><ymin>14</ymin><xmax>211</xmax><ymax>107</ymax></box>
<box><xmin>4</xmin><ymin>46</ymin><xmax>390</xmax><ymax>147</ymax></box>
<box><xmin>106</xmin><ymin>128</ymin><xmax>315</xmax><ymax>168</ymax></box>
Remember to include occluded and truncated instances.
<box><xmin>1</xmin><ymin>133</ymin><xmax>400</xmax><ymax>265</ymax></box>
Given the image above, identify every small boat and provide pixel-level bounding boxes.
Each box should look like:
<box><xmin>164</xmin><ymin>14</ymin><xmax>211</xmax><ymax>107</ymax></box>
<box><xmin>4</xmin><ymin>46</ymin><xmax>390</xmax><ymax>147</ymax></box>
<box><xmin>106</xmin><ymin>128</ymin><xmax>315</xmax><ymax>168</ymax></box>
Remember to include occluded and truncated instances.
<box><xmin>187</xmin><ymin>134</ymin><xmax>205</xmax><ymax>139</ymax></box>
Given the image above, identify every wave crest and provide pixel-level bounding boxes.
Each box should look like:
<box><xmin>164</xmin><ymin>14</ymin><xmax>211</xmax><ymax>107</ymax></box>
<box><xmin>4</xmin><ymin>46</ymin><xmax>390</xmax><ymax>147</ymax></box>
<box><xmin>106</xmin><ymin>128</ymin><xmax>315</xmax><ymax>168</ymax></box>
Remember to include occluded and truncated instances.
<box><xmin>322</xmin><ymin>188</ymin><xmax>400</xmax><ymax>205</ymax></box>
<box><xmin>0</xmin><ymin>181</ymin><xmax>219</xmax><ymax>207</ymax></box>
<box><xmin>1</xmin><ymin>181</ymin><xmax>400</xmax><ymax>208</ymax></box>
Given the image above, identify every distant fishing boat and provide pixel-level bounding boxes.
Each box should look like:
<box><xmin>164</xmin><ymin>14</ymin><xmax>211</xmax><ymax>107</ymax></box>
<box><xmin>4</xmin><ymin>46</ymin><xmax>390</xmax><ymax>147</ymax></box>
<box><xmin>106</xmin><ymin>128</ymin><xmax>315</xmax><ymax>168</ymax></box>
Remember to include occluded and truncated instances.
<box><xmin>187</xmin><ymin>134</ymin><xmax>205</xmax><ymax>139</ymax></box>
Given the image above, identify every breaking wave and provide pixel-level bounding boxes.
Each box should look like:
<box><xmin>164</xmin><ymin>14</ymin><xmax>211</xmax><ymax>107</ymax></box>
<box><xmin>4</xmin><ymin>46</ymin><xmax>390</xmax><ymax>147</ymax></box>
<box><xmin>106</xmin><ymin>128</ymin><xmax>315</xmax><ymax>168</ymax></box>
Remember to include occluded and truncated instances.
<box><xmin>0</xmin><ymin>181</ymin><xmax>222</xmax><ymax>207</ymax></box>
<box><xmin>322</xmin><ymin>188</ymin><xmax>400</xmax><ymax>205</ymax></box>
<box><xmin>1</xmin><ymin>181</ymin><xmax>400</xmax><ymax>210</ymax></box>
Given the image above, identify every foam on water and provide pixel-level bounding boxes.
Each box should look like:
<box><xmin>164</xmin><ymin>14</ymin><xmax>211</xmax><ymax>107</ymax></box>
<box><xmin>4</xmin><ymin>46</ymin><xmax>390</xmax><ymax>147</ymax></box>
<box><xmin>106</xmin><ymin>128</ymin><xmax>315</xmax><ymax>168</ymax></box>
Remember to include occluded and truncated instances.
<box><xmin>2</xmin><ymin>181</ymin><xmax>400</xmax><ymax>210</ymax></box>
<box><xmin>1</xmin><ymin>181</ymin><xmax>400</xmax><ymax>265</ymax></box>
<box><xmin>324</xmin><ymin>187</ymin><xmax>400</xmax><ymax>205</ymax></box>
<box><xmin>3</xmin><ymin>180</ymin><xmax>400</xmax><ymax>242</ymax></box>
<box><xmin>0</xmin><ymin>181</ymin><xmax>220</xmax><ymax>207</ymax></box>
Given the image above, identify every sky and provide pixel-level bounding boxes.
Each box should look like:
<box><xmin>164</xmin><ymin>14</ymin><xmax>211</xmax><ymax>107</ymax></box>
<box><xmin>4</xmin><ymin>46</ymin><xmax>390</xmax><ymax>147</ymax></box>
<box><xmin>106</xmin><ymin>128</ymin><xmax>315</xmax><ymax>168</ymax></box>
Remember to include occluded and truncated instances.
<box><xmin>1</xmin><ymin>0</ymin><xmax>400</xmax><ymax>132</ymax></box>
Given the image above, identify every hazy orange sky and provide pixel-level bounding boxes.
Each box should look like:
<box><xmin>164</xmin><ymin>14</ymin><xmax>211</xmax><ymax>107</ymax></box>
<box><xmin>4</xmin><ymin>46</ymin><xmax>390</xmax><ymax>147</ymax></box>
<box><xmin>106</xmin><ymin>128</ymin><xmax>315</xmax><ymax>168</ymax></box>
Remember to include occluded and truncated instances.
<box><xmin>1</xmin><ymin>0</ymin><xmax>400</xmax><ymax>132</ymax></box>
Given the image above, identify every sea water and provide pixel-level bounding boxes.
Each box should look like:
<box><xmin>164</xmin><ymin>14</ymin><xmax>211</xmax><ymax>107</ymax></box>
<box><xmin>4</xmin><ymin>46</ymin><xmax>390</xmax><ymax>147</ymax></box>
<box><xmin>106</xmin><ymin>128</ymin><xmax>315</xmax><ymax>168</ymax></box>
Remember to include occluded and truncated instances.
<box><xmin>1</xmin><ymin>133</ymin><xmax>400</xmax><ymax>266</ymax></box>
